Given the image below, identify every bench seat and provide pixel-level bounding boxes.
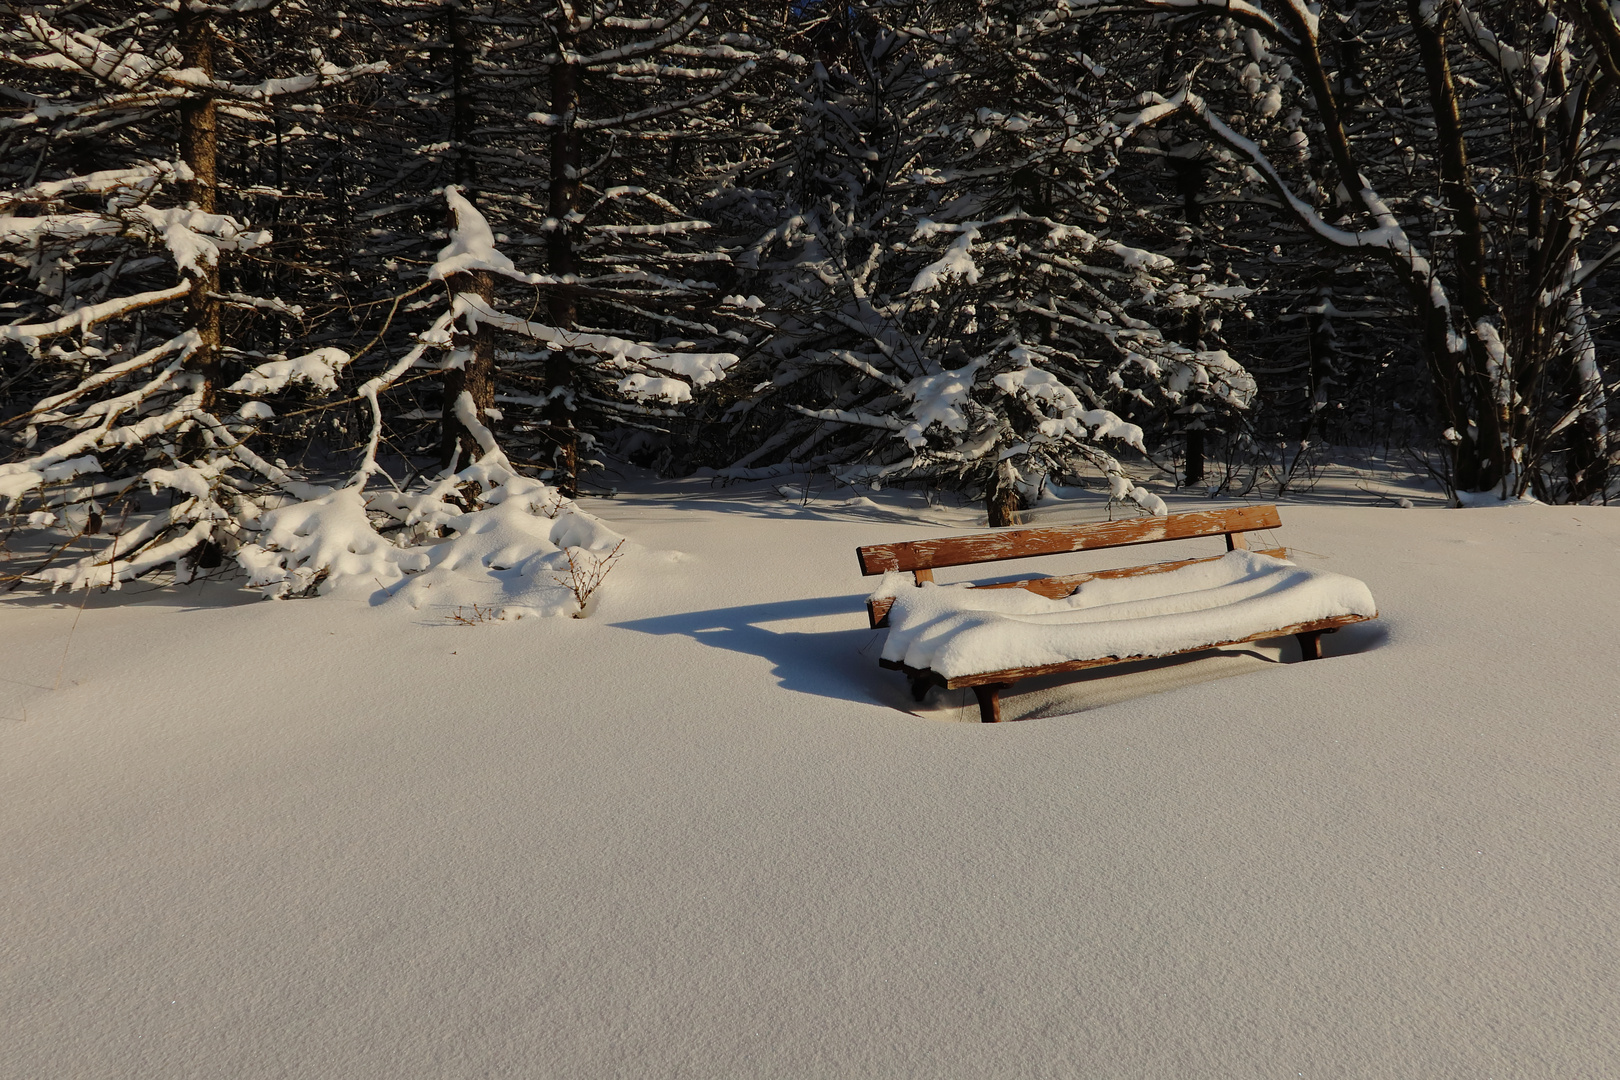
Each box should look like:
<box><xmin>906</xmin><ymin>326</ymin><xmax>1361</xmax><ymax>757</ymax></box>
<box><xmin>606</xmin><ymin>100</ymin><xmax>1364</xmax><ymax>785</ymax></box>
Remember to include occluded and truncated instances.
<box><xmin>855</xmin><ymin>504</ymin><xmax>1378</xmax><ymax>722</ymax></box>
<box><xmin>872</xmin><ymin>550</ymin><xmax>1377</xmax><ymax>680</ymax></box>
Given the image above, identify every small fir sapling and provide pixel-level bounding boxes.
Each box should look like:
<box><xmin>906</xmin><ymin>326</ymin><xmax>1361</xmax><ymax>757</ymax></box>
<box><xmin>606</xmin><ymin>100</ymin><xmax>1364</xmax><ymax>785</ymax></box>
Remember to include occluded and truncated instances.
<box><xmin>237</xmin><ymin>189</ymin><xmax>631</xmax><ymax>617</ymax></box>
<box><xmin>364</xmin><ymin>1</ymin><xmax>773</xmax><ymax>494</ymax></box>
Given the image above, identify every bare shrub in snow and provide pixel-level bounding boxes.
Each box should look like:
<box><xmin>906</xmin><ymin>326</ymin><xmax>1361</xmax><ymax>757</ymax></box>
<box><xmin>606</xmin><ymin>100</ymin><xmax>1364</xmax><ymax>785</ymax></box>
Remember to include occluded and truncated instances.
<box><xmin>553</xmin><ymin>539</ymin><xmax>627</xmax><ymax>617</ymax></box>
<box><xmin>448</xmin><ymin>603</ymin><xmax>499</xmax><ymax>626</ymax></box>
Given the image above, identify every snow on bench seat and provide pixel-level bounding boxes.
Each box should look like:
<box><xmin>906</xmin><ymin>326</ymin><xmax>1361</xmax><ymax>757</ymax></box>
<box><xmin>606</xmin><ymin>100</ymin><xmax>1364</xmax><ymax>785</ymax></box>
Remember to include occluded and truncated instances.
<box><xmin>871</xmin><ymin>550</ymin><xmax>1378</xmax><ymax>681</ymax></box>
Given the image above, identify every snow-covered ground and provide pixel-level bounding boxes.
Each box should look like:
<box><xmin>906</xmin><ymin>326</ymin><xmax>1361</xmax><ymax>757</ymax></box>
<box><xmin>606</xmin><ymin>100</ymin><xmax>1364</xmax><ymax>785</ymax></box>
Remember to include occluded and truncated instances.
<box><xmin>3</xmin><ymin>474</ymin><xmax>1617</xmax><ymax>1077</ymax></box>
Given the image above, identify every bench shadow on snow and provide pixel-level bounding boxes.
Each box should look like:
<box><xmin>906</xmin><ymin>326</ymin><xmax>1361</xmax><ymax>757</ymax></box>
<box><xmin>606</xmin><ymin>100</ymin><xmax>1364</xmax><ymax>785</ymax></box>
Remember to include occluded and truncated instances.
<box><xmin>614</xmin><ymin>596</ymin><xmax>1390</xmax><ymax>724</ymax></box>
<box><xmin>613</xmin><ymin>594</ymin><xmax>902</xmax><ymax>709</ymax></box>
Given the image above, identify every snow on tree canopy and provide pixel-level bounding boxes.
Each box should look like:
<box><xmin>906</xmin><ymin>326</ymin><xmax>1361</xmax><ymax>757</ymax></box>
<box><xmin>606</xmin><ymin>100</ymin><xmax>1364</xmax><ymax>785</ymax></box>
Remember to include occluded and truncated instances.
<box><xmin>719</xmin><ymin>3</ymin><xmax>1257</xmax><ymax>521</ymax></box>
<box><xmin>430</xmin><ymin>186</ymin><xmax>529</xmax><ymax>284</ymax></box>
<box><xmin>0</xmin><ymin>5</ymin><xmax>414</xmax><ymax>592</ymax></box>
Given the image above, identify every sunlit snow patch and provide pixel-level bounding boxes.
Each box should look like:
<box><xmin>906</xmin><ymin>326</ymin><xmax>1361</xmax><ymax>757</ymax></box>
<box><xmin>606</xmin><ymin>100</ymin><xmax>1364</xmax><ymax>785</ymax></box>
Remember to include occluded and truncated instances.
<box><xmin>238</xmin><ymin>461</ymin><xmax>625</xmax><ymax>619</ymax></box>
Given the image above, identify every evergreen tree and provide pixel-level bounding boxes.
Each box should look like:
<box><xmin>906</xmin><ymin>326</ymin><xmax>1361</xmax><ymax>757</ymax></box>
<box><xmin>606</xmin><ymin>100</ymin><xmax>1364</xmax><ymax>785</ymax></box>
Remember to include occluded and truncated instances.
<box><xmin>1099</xmin><ymin>0</ymin><xmax>1620</xmax><ymax>501</ymax></box>
<box><xmin>722</xmin><ymin>0</ymin><xmax>1256</xmax><ymax>522</ymax></box>
<box><xmin>0</xmin><ymin>3</ymin><xmax>382</xmax><ymax>588</ymax></box>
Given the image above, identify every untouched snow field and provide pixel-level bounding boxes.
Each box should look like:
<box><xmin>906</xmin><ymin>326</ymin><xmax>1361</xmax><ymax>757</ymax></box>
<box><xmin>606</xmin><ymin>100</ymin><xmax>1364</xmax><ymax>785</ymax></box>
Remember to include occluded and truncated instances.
<box><xmin>3</xmin><ymin>478</ymin><xmax>1618</xmax><ymax>1077</ymax></box>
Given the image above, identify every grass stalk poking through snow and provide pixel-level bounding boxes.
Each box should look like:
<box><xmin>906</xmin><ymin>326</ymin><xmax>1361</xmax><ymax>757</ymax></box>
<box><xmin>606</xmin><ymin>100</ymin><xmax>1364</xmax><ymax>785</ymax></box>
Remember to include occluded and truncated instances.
<box><xmin>448</xmin><ymin>603</ymin><xmax>499</xmax><ymax>626</ymax></box>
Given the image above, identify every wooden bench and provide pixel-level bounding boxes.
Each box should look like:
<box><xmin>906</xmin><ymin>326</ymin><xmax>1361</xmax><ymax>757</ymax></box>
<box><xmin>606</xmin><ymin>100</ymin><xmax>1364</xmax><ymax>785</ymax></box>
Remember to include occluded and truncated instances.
<box><xmin>856</xmin><ymin>505</ymin><xmax>1377</xmax><ymax>723</ymax></box>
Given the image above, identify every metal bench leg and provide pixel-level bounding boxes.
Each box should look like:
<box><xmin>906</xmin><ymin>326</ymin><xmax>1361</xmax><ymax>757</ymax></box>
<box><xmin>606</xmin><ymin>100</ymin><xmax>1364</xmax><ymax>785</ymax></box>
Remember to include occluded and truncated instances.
<box><xmin>972</xmin><ymin>683</ymin><xmax>1008</xmax><ymax>723</ymax></box>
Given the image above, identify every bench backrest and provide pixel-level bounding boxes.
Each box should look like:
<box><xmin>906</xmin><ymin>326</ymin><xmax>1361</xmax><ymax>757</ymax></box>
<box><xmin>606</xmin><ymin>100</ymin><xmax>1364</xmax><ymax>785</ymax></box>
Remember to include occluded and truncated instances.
<box><xmin>856</xmin><ymin>504</ymin><xmax>1282</xmax><ymax>578</ymax></box>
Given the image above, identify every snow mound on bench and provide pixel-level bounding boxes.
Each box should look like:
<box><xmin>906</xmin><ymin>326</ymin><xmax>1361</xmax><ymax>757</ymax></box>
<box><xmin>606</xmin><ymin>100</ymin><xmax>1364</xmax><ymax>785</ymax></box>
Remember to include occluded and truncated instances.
<box><xmin>875</xmin><ymin>551</ymin><xmax>1377</xmax><ymax>679</ymax></box>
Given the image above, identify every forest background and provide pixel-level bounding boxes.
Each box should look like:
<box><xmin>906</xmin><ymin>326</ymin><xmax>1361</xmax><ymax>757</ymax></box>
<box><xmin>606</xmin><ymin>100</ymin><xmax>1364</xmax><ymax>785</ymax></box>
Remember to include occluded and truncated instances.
<box><xmin>4</xmin><ymin>0</ymin><xmax>1618</xmax><ymax>595</ymax></box>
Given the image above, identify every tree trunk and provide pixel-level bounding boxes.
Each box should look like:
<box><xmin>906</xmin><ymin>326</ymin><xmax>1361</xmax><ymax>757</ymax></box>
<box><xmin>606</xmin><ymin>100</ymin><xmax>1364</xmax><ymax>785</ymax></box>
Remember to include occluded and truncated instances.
<box><xmin>1408</xmin><ymin>0</ymin><xmax>1508</xmax><ymax>491</ymax></box>
<box><xmin>1183</xmin><ymin>430</ymin><xmax>1205</xmax><ymax>489</ymax></box>
<box><xmin>448</xmin><ymin>4</ymin><xmax>478</xmax><ymax>185</ymax></box>
<box><xmin>986</xmin><ymin>459</ymin><xmax>1019</xmax><ymax>527</ymax></box>
<box><xmin>546</xmin><ymin>50</ymin><xmax>581</xmax><ymax>497</ymax></box>
<box><xmin>177</xmin><ymin>6</ymin><xmax>221</xmax><ymax>412</ymax></box>
<box><xmin>440</xmin><ymin>269</ymin><xmax>498</xmax><ymax>470</ymax></box>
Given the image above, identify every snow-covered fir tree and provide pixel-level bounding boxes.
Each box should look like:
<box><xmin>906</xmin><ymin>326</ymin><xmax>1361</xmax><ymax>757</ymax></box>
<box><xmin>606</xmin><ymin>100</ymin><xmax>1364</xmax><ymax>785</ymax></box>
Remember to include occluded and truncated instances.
<box><xmin>1097</xmin><ymin>0</ymin><xmax>1620</xmax><ymax>501</ymax></box>
<box><xmin>342</xmin><ymin>0</ymin><xmax>778</xmax><ymax>495</ymax></box>
<box><xmin>721</xmin><ymin>0</ymin><xmax>1257</xmax><ymax>523</ymax></box>
<box><xmin>0</xmin><ymin>3</ymin><xmax>383</xmax><ymax>588</ymax></box>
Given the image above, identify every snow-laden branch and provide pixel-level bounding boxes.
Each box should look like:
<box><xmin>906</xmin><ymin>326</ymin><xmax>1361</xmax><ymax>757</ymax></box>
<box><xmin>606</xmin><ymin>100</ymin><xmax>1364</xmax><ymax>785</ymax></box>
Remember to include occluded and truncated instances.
<box><xmin>226</xmin><ymin>348</ymin><xmax>352</xmax><ymax>396</ymax></box>
<box><xmin>430</xmin><ymin>186</ymin><xmax>549</xmax><ymax>284</ymax></box>
<box><xmin>32</xmin><ymin>510</ymin><xmax>213</xmax><ymax>592</ymax></box>
<box><xmin>197</xmin><ymin>60</ymin><xmax>390</xmax><ymax>103</ymax></box>
<box><xmin>825</xmin><ymin>349</ymin><xmax>910</xmax><ymax>391</ymax></box>
<box><xmin>451</xmin><ymin>293</ymin><xmax>738</xmax><ymax>387</ymax></box>
<box><xmin>0</xmin><ymin>282</ymin><xmax>193</xmax><ymax>345</ymax></box>
<box><xmin>452</xmin><ymin>391</ymin><xmax>509</xmax><ymax>467</ymax></box>
<box><xmin>1129</xmin><ymin>88</ymin><xmax>1447</xmax><ymax>322</ymax></box>
<box><xmin>568</xmin><ymin>2</ymin><xmax>709</xmax><ymax>67</ymax></box>
<box><xmin>129</xmin><ymin>205</ymin><xmax>270</xmax><ymax>277</ymax></box>
<box><xmin>0</xmin><ymin>357</ymin><xmax>192</xmax><ymax>503</ymax></box>
<box><xmin>15</xmin><ymin>13</ymin><xmax>176</xmax><ymax>88</ymax></box>
<box><xmin>1131</xmin><ymin>0</ymin><xmax>1291</xmax><ymax>42</ymax></box>
<box><xmin>789</xmin><ymin>405</ymin><xmax>905</xmax><ymax>430</ymax></box>
<box><xmin>909</xmin><ymin>225</ymin><xmax>982</xmax><ymax>293</ymax></box>
<box><xmin>579</xmin><ymin>185</ymin><xmax>684</xmax><ymax>219</ymax></box>
<box><xmin>3</xmin><ymin>331</ymin><xmax>199</xmax><ymax>429</ymax></box>
<box><xmin>0</xmin><ymin>161</ymin><xmax>190</xmax><ymax>211</ymax></box>
<box><xmin>352</xmin><ymin>310</ymin><xmax>457</xmax><ymax>491</ymax></box>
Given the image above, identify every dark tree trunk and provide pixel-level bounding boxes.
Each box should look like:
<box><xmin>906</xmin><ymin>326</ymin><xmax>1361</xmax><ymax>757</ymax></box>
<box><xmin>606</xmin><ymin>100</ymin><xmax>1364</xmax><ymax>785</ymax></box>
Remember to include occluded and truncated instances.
<box><xmin>448</xmin><ymin>4</ymin><xmax>478</xmax><ymax>185</ymax></box>
<box><xmin>177</xmin><ymin>6</ymin><xmax>220</xmax><ymax>412</ymax></box>
<box><xmin>986</xmin><ymin>460</ymin><xmax>1019</xmax><ymax>527</ymax></box>
<box><xmin>1215</xmin><ymin>1</ymin><xmax>1500</xmax><ymax>494</ymax></box>
<box><xmin>546</xmin><ymin>51</ymin><xmax>581</xmax><ymax>497</ymax></box>
<box><xmin>1408</xmin><ymin>0</ymin><xmax>1507</xmax><ymax>492</ymax></box>
<box><xmin>1183</xmin><ymin>430</ymin><xmax>1205</xmax><ymax>489</ymax></box>
<box><xmin>1304</xmin><ymin>276</ymin><xmax>1336</xmax><ymax>442</ymax></box>
<box><xmin>1167</xmin><ymin>152</ymin><xmax>1202</xmax><ymax>226</ymax></box>
<box><xmin>440</xmin><ymin>269</ymin><xmax>498</xmax><ymax>470</ymax></box>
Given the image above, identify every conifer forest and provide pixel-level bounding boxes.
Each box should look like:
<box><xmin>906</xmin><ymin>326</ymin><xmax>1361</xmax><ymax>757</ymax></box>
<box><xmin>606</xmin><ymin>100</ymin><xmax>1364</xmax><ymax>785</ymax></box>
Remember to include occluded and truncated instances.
<box><xmin>4</xmin><ymin>0</ymin><xmax>1618</xmax><ymax>590</ymax></box>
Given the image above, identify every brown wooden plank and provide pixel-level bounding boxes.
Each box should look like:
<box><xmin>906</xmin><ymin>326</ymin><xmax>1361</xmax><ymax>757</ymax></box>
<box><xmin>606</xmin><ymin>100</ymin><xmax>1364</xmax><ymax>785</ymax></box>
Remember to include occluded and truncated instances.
<box><xmin>855</xmin><ymin>504</ymin><xmax>1281</xmax><ymax>576</ymax></box>
<box><xmin>864</xmin><ymin>547</ymin><xmax>1289</xmax><ymax>629</ymax></box>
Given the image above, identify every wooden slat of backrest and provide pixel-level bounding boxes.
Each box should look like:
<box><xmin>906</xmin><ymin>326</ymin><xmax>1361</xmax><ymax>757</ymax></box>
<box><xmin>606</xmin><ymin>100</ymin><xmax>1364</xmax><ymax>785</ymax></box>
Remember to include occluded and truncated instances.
<box><xmin>863</xmin><ymin>547</ymin><xmax>1288</xmax><ymax>628</ymax></box>
<box><xmin>855</xmin><ymin>504</ymin><xmax>1281</xmax><ymax>576</ymax></box>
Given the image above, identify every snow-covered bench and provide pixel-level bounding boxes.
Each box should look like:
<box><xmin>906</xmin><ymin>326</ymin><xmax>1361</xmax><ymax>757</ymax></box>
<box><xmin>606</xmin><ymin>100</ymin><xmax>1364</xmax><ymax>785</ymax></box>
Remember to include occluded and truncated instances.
<box><xmin>857</xmin><ymin>505</ymin><xmax>1378</xmax><ymax>723</ymax></box>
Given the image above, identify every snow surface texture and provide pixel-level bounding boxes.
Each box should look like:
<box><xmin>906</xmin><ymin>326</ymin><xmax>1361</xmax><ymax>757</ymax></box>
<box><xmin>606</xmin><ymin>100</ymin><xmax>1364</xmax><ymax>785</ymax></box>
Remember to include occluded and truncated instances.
<box><xmin>2</xmin><ymin>489</ymin><xmax>1617</xmax><ymax>1077</ymax></box>
<box><xmin>876</xmin><ymin>551</ymin><xmax>1378</xmax><ymax>677</ymax></box>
